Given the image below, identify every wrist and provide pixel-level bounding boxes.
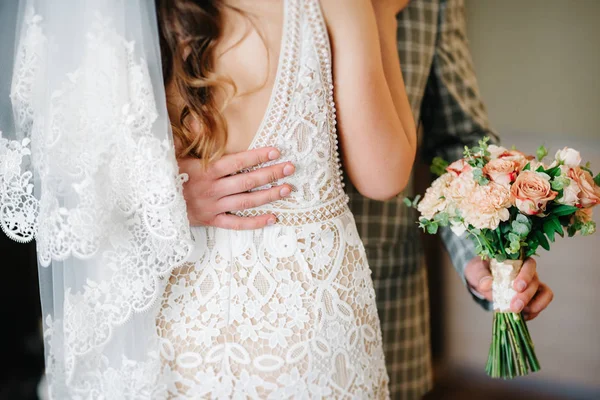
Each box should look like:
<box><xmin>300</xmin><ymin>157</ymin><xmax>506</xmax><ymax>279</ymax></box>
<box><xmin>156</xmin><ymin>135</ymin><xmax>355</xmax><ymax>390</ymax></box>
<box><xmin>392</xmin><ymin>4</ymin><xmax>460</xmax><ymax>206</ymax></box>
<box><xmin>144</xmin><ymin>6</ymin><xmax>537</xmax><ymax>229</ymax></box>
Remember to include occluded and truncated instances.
<box><xmin>372</xmin><ymin>8</ymin><xmax>399</xmax><ymax>30</ymax></box>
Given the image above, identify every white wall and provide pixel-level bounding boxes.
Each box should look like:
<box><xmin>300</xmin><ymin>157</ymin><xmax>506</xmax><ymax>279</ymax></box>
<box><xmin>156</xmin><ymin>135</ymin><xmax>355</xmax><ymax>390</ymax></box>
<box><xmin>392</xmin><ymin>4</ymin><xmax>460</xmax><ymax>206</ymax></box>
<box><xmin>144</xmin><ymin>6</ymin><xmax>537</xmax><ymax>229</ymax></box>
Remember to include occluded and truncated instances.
<box><xmin>465</xmin><ymin>0</ymin><xmax>600</xmax><ymax>140</ymax></box>
<box><xmin>441</xmin><ymin>0</ymin><xmax>600</xmax><ymax>394</ymax></box>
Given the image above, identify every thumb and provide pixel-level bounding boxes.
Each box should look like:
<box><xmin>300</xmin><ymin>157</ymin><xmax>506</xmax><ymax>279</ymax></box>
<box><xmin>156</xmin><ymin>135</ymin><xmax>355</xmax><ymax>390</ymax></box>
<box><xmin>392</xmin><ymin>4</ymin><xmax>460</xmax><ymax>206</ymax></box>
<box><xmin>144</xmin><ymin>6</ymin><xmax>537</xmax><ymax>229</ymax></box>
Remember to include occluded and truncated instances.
<box><xmin>464</xmin><ymin>257</ymin><xmax>493</xmax><ymax>300</ymax></box>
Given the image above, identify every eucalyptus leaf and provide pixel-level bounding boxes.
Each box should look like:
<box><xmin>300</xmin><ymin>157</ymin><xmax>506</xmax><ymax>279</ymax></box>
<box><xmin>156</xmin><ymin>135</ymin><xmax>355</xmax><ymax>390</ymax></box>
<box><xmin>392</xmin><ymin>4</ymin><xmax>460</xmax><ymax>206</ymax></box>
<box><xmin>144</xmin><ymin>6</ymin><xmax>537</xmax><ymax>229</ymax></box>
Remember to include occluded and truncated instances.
<box><xmin>427</xmin><ymin>222</ymin><xmax>439</xmax><ymax>235</ymax></box>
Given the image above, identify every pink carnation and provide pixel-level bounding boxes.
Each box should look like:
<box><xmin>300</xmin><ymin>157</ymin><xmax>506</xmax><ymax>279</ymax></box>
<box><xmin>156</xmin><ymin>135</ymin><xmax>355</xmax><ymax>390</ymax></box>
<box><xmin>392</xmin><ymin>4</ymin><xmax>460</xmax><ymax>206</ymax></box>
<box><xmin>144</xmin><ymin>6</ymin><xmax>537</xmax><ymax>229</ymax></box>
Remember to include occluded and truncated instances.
<box><xmin>463</xmin><ymin>182</ymin><xmax>512</xmax><ymax>230</ymax></box>
<box><xmin>417</xmin><ymin>173</ymin><xmax>453</xmax><ymax>219</ymax></box>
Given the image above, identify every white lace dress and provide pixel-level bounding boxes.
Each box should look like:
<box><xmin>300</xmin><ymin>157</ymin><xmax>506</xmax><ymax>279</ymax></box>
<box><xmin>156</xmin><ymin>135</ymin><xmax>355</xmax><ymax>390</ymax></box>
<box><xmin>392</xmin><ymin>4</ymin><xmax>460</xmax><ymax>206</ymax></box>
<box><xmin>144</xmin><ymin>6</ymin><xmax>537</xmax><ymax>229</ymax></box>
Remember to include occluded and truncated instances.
<box><xmin>155</xmin><ymin>0</ymin><xmax>390</xmax><ymax>398</ymax></box>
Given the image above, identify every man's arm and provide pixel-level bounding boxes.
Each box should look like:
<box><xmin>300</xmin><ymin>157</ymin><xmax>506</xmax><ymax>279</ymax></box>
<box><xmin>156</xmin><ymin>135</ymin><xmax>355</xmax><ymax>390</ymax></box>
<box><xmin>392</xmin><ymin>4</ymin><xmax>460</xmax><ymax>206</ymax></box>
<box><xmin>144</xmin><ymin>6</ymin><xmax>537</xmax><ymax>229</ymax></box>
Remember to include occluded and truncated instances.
<box><xmin>419</xmin><ymin>0</ymin><xmax>553</xmax><ymax>318</ymax></box>
<box><xmin>419</xmin><ymin>0</ymin><xmax>497</xmax><ymax>309</ymax></box>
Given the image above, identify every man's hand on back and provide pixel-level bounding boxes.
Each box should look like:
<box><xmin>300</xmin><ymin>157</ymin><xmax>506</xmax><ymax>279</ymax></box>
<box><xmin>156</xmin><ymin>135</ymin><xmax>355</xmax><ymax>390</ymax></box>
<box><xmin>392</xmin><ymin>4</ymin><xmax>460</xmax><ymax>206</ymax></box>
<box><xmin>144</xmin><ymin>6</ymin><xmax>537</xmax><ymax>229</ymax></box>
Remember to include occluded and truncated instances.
<box><xmin>178</xmin><ymin>147</ymin><xmax>294</xmax><ymax>230</ymax></box>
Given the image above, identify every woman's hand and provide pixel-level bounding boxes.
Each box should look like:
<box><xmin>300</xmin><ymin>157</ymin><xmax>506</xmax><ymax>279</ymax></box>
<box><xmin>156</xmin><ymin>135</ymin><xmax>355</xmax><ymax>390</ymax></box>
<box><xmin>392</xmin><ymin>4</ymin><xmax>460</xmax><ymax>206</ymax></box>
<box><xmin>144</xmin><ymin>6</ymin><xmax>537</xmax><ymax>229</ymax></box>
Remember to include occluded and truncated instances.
<box><xmin>465</xmin><ymin>257</ymin><xmax>555</xmax><ymax>321</ymax></box>
<box><xmin>178</xmin><ymin>147</ymin><xmax>294</xmax><ymax>229</ymax></box>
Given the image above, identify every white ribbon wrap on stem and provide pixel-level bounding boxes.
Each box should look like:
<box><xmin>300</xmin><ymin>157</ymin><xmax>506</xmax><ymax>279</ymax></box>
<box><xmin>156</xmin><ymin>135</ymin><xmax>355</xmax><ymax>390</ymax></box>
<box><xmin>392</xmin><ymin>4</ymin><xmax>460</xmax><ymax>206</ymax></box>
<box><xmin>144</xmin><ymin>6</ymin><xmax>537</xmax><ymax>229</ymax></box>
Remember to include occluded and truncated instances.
<box><xmin>491</xmin><ymin>259</ymin><xmax>523</xmax><ymax>312</ymax></box>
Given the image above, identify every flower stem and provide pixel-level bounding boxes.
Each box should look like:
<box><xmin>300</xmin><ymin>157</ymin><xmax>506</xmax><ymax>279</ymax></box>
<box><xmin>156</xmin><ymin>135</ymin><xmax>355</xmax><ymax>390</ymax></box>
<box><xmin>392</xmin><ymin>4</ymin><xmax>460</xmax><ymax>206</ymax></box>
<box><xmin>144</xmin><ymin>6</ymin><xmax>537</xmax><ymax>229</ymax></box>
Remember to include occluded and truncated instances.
<box><xmin>486</xmin><ymin>312</ymin><xmax>540</xmax><ymax>379</ymax></box>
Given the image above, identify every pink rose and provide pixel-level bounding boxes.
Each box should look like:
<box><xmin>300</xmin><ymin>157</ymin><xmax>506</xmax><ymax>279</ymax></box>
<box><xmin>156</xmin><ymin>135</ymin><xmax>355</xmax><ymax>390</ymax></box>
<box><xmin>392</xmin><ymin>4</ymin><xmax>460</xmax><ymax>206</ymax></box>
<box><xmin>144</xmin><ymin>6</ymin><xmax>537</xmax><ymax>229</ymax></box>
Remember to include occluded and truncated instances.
<box><xmin>446</xmin><ymin>159</ymin><xmax>472</xmax><ymax>177</ymax></box>
<box><xmin>482</xmin><ymin>158</ymin><xmax>519</xmax><ymax>186</ymax></box>
<box><xmin>510</xmin><ymin>171</ymin><xmax>558</xmax><ymax>215</ymax></box>
<box><xmin>488</xmin><ymin>145</ymin><xmax>531</xmax><ymax>171</ymax></box>
<box><xmin>463</xmin><ymin>182</ymin><xmax>511</xmax><ymax>230</ymax></box>
<box><xmin>569</xmin><ymin>167</ymin><xmax>600</xmax><ymax>208</ymax></box>
<box><xmin>487</xmin><ymin>146</ymin><xmax>530</xmax><ymax>171</ymax></box>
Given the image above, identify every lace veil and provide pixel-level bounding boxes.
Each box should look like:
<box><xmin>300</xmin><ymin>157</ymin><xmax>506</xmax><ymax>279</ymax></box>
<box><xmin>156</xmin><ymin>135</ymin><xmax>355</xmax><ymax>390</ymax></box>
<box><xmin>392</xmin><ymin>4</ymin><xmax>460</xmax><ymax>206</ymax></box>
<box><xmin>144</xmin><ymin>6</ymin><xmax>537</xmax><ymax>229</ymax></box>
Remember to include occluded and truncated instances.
<box><xmin>0</xmin><ymin>1</ymin><xmax>193</xmax><ymax>397</ymax></box>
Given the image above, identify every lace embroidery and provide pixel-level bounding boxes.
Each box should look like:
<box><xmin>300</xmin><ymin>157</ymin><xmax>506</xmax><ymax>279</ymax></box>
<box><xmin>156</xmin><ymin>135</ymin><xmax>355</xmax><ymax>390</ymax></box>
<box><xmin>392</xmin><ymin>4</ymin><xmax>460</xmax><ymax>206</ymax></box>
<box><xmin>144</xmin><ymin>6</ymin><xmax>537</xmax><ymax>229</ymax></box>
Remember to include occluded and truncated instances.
<box><xmin>1</xmin><ymin>9</ymin><xmax>193</xmax><ymax>394</ymax></box>
<box><xmin>2</xmin><ymin>1</ymin><xmax>391</xmax><ymax>398</ymax></box>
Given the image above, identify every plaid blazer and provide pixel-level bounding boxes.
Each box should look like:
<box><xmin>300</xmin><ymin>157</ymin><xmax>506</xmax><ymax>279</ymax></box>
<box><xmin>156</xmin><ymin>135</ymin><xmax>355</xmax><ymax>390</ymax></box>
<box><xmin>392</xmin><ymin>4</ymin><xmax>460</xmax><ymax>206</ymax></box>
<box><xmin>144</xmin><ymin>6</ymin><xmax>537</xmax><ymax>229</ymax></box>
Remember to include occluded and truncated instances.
<box><xmin>345</xmin><ymin>0</ymin><xmax>497</xmax><ymax>398</ymax></box>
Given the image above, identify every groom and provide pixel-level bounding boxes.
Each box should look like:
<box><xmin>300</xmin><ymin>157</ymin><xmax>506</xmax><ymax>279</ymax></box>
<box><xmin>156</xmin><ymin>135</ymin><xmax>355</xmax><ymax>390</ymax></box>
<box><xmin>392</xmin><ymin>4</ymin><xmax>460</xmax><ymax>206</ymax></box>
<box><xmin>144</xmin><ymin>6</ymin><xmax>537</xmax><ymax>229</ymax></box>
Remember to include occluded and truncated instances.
<box><xmin>177</xmin><ymin>0</ymin><xmax>554</xmax><ymax>398</ymax></box>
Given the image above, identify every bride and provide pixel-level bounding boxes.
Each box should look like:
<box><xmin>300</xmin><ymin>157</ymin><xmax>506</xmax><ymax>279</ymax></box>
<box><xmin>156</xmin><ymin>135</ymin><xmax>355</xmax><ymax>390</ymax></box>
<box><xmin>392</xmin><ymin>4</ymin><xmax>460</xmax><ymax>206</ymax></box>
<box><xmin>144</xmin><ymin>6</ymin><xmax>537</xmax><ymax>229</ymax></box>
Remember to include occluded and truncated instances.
<box><xmin>0</xmin><ymin>0</ymin><xmax>415</xmax><ymax>398</ymax></box>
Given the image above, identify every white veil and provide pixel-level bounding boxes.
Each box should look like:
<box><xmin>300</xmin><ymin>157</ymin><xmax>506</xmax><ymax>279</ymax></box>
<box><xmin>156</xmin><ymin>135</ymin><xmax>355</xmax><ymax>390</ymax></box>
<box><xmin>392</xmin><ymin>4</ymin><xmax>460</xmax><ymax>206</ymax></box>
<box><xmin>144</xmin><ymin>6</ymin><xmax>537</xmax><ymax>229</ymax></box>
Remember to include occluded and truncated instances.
<box><xmin>0</xmin><ymin>0</ymin><xmax>193</xmax><ymax>398</ymax></box>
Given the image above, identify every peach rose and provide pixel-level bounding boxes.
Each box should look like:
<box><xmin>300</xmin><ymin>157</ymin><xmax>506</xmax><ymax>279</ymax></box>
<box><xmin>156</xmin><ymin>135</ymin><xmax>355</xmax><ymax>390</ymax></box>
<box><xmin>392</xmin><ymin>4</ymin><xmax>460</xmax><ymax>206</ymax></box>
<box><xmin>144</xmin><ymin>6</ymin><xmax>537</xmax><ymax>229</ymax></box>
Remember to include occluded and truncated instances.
<box><xmin>463</xmin><ymin>182</ymin><xmax>511</xmax><ymax>230</ymax></box>
<box><xmin>482</xmin><ymin>158</ymin><xmax>519</xmax><ymax>186</ymax></box>
<box><xmin>569</xmin><ymin>167</ymin><xmax>600</xmax><ymax>207</ymax></box>
<box><xmin>446</xmin><ymin>159</ymin><xmax>472</xmax><ymax>177</ymax></box>
<box><xmin>417</xmin><ymin>173</ymin><xmax>453</xmax><ymax>219</ymax></box>
<box><xmin>498</xmin><ymin>150</ymin><xmax>529</xmax><ymax>171</ymax></box>
<box><xmin>510</xmin><ymin>171</ymin><xmax>558</xmax><ymax>215</ymax></box>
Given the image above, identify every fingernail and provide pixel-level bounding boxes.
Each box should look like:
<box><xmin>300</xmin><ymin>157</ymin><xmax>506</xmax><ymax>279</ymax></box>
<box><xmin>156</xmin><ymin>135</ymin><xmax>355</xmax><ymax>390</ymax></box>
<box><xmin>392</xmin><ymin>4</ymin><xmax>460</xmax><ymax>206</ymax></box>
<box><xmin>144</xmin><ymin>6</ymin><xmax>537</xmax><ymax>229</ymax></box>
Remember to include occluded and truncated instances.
<box><xmin>280</xmin><ymin>186</ymin><xmax>291</xmax><ymax>197</ymax></box>
<box><xmin>268</xmin><ymin>150</ymin><xmax>280</xmax><ymax>160</ymax></box>
<box><xmin>267</xmin><ymin>217</ymin><xmax>276</xmax><ymax>226</ymax></box>
<box><xmin>515</xmin><ymin>280</ymin><xmax>527</xmax><ymax>292</ymax></box>
<box><xmin>283</xmin><ymin>164</ymin><xmax>295</xmax><ymax>176</ymax></box>
<box><xmin>513</xmin><ymin>299</ymin><xmax>524</xmax><ymax>312</ymax></box>
<box><xmin>479</xmin><ymin>276</ymin><xmax>492</xmax><ymax>288</ymax></box>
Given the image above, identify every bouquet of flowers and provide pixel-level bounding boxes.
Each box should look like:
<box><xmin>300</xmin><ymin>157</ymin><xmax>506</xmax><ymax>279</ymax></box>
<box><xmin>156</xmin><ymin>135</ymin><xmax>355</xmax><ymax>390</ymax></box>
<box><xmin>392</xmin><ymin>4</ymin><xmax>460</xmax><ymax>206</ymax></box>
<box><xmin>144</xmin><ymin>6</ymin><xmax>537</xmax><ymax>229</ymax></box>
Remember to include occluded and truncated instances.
<box><xmin>408</xmin><ymin>137</ymin><xmax>600</xmax><ymax>379</ymax></box>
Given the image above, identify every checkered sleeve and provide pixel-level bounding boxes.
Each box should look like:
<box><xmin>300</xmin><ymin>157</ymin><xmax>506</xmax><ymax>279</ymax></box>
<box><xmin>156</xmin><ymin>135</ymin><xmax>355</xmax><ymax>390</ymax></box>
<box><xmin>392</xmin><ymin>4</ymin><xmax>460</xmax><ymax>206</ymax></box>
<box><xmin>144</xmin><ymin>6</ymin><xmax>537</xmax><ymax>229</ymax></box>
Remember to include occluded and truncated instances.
<box><xmin>419</xmin><ymin>0</ymin><xmax>500</xmax><ymax>310</ymax></box>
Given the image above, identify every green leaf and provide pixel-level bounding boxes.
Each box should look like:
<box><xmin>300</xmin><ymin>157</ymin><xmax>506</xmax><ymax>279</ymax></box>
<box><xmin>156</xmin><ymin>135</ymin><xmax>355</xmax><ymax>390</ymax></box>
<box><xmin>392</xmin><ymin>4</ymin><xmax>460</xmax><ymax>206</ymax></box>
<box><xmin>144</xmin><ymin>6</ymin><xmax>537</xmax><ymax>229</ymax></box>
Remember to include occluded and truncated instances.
<box><xmin>430</xmin><ymin>157</ymin><xmax>449</xmax><ymax>177</ymax></box>
<box><xmin>525</xmin><ymin>237</ymin><xmax>539</xmax><ymax>258</ymax></box>
<box><xmin>427</xmin><ymin>222</ymin><xmax>439</xmax><ymax>235</ymax></box>
<box><xmin>551</xmin><ymin>176</ymin><xmax>571</xmax><ymax>191</ymax></box>
<box><xmin>551</xmin><ymin>204</ymin><xmax>579</xmax><ymax>217</ymax></box>
<box><xmin>581</xmin><ymin>166</ymin><xmax>594</xmax><ymax>176</ymax></box>
<box><xmin>512</xmin><ymin>221</ymin><xmax>530</xmax><ymax>237</ymax></box>
<box><xmin>434</xmin><ymin>212</ymin><xmax>450</xmax><ymax>227</ymax></box>
<box><xmin>534</xmin><ymin>230</ymin><xmax>550</xmax><ymax>251</ymax></box>
<box><xmin>536</xmin><ymin>145</ymin><xmax>548</xmax><ymax>161</ymax></box>
<box><xmin>523</xmin><ymin>163</ymin><xmax>531</xmax><ymax>171</ymax></box>
<box><xmin>567</xmin><ymin>224</ymin><xmax>578</xmax><ymax>237</ymax></box>
<box><xmin>543</xmin><ymin>220</ymin><xmax>556</xmax><ymax>242</ymax></box>
<box><xmin>545</xmin><ymin>166</ymin><xmax>561</xmax><ymax>178</ymax></box>
<box><xmin>496</xmin><ymin>254</ymin><xmax>507</xmax><ymax>263</ymax></box>
<box><xmin>472</xmin><ymin>168</ymin><xmax>490</xmax><ymax>185</ymax></box>
<box><xmin>516</xmin><ymin>213</ymin><xmax>530</xmax><ymax>225</ymax></box>
<box><xmin>594</xmin><ymin>173</ymin><xmax>600</xmax><ymax>187</ymax></box>
<box><xmin>549</xmin><ymin>216</ymin><xmax>564</xmax><ymax>237</ymax></box>
<box><xmin>403</xmin><ymin>198</ymin><xmax>412</xmax><ymax>207</ymax></box>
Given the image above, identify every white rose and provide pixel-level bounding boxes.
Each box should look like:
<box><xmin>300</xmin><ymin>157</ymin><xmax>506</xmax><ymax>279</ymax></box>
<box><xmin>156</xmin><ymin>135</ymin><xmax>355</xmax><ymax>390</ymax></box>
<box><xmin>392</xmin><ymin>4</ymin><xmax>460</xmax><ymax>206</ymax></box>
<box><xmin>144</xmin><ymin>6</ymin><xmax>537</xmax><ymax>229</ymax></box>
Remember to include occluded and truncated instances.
<box><xmin>555</xmin><ymin>147</ymin><xmax>582</xmax><ymax>167</ymax></box>
<box><xmin>488</xmin><ymin>145</ymin><xmax>508</xmax><ymax>159</ymax></box>
<box><xmin>557</xmin><ymin>177</ymin><xmax>581</xmax><ymax>206</ymax></box>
